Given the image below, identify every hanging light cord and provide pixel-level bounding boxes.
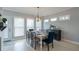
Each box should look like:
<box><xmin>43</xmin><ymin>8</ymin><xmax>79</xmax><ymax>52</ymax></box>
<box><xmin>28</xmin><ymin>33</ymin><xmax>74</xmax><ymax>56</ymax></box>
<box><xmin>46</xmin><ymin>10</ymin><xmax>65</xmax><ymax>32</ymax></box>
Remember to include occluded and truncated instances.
<box><xmin>36</xmin><ymin>7</ymin><xmax>40</xmax><ymax>21</ymax></box>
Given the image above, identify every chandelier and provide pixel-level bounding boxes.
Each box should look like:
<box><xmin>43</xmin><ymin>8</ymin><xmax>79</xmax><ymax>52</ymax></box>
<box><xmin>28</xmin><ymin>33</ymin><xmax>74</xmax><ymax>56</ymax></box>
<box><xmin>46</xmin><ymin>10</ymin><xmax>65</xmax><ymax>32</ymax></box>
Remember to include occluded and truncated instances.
<box><xmin>36</xmin><ymin>7</ymin><xmax>41</xmax><ymax>22</ymax></box>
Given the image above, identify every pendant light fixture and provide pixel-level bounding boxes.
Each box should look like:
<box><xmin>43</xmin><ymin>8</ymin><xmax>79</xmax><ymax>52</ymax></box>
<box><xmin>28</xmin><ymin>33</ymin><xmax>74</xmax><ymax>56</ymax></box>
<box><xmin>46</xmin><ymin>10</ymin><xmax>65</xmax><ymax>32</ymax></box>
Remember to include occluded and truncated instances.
<box><xmin>36</xmin><ymin>7</ymin><xmax>40</xmax><ymax>22</ymax></box>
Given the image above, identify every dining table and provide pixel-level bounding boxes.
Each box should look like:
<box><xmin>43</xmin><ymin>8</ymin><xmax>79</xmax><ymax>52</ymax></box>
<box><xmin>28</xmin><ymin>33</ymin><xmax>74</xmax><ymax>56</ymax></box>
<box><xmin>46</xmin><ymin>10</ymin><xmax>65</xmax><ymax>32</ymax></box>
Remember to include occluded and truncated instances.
<box><xmin>36</xmin><ymin>33</ymin><xmax>47</xmax><ymax>51</ymax></box>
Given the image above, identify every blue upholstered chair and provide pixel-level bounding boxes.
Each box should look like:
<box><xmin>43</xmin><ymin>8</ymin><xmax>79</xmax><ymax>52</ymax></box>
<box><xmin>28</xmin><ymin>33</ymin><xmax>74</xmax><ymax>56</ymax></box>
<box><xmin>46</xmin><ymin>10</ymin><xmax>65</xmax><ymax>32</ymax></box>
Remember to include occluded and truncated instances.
<box><xmin>42</xmin><ymin>32</ymin><xmax>54</xmax><ymax>51</ymax></box>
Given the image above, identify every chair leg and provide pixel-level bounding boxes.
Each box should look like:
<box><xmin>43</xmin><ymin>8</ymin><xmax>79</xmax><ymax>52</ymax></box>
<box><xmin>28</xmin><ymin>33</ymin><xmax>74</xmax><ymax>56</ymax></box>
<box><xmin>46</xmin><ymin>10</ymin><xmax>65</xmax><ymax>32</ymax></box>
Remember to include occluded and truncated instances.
<box><xmin>31</xmin><ymin>40</ymin><xmax>33</xmax><ymax>47</ymax></box>
<box><xmin>47</xmin><ymin>44</ymin><xmax>49</xmax><ymax>51</ymax></box>
<box><xmin>34</xmin><ymin>41</ymin><xmax>36</xmax><ymax>49</ymax></box>
<box><xmin>52</xmin><ymin>43</ymin><xmax>54</xmax><ymax>48</ymax></box>
<box><xmin>42</xmin><ymin>42</ymin><xmax>44</xmax><ymax>47</ymax></box>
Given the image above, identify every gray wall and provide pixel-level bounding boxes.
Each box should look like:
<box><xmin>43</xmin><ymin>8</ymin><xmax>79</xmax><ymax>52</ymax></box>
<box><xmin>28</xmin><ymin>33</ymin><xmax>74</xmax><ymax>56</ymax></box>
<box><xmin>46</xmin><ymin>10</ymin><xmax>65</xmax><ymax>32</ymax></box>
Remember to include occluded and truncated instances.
<box><xmin>44</xmin><ymin>7</ymin><xmax>79</xmax><ymax>42</ymax></box>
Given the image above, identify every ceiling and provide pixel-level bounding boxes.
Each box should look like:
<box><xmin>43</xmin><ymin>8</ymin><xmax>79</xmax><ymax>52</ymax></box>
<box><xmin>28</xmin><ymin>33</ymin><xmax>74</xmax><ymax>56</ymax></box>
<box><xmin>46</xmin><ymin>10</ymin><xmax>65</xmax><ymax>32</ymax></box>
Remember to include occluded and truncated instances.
<box><xmin>3</xmin><ymin>7</ymin><xmax>72</xmax><ymax>17</ymax></box>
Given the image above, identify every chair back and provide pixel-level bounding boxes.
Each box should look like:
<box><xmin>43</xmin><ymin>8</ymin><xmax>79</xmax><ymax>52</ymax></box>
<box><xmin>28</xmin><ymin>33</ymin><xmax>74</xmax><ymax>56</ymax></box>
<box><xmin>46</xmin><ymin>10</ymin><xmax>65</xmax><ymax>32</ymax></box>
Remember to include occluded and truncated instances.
<box><xmin>47</xmin><ymin>32</ymin><xmax>54</xmax><ymax>43</ymax></box>
<box><xmin>31</xmin><ymin>32</ymin><xmax>36</xmax><ymax>40</ymax></box>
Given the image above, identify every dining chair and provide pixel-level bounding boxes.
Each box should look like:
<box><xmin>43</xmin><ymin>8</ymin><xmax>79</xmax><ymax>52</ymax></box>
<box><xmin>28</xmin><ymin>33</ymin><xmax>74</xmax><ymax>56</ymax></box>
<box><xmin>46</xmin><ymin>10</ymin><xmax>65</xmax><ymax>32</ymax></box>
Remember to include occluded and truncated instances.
<box><xmin>42</xmin><ymin>32</ymin><xmax>54</xmax><ymax>51</ymax></box>
<box><xmin>31</xmin><ymin>32</ymin><xmax>40</xmax><ymax>49</ymax></box>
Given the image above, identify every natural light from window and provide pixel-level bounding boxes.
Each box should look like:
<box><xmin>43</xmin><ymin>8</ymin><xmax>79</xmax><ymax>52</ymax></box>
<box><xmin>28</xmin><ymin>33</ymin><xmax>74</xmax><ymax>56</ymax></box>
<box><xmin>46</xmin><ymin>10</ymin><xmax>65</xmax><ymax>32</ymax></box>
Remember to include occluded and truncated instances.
<box><xmin>14</xmin><ymin>17</ymin><xmax>24</xmax><ymax>37</ymax></box>
<box><xmin>44</xmin><ymin>19</ymin><xmax>49</xmax><ymax>22</ymax></box>
<box><xmin>43</xmin><ymin>19</ymin><xmax>50</xmax><ymax>30</ymax></box>
<box><xmin>27</xmin><ymin>18</ymin><xmax>34</xmax><ymax>30</ymax></box>
<box><xmin>59</xmin><ymin>15</ymin><xmax>70</xmax><ymax>21</ymax></box>
<box><xmin>50</xmin><ymin>18</ymin><xmax>57</xmax><ymax>21</ymax></box>
<box><xmin>36</xmin><ymin>19</ymin><xmax>42</xmax><ymax>31</ymax></box>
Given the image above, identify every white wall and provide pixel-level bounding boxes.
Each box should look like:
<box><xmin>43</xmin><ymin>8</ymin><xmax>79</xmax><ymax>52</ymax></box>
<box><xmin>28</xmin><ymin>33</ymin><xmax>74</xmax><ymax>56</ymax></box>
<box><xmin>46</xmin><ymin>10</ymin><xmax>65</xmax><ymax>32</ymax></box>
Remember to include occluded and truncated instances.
<box><xmin>44</xmin><ymin>7</ymin><xmax>79</xmax><ymax>42</ymax></box>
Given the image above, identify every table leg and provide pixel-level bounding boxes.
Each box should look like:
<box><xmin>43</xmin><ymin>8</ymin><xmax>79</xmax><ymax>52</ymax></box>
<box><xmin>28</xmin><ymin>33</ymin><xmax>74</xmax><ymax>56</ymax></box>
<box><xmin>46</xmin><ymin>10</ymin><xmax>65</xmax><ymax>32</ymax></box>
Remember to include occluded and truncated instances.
<box><xmin>40</xmin><ymin>37</ymin><xmax>42</xmax><ymax>51</ymax></box>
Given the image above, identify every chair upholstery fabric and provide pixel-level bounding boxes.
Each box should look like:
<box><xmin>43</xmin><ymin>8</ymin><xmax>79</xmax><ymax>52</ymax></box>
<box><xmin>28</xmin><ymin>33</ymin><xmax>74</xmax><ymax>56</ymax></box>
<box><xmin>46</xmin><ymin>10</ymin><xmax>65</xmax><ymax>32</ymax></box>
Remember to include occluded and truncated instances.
<box><xmin>42</xmin><ymin>32</ymin><xmax>54</xmax><ymax>51</ymax></box>
<box><xmin>43</xmin><ymin>32</ymin><xmax>54</xmax><ymax>44</ymax></box>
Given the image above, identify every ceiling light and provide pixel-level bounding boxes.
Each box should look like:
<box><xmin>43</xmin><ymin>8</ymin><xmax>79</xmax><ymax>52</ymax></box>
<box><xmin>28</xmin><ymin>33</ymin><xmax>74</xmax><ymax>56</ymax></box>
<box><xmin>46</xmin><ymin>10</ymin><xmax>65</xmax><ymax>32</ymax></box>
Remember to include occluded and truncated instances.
<box><xmin>36</xmin><ymin>7</ymin><xmax>41</xmax><ymax>22</ymax></box>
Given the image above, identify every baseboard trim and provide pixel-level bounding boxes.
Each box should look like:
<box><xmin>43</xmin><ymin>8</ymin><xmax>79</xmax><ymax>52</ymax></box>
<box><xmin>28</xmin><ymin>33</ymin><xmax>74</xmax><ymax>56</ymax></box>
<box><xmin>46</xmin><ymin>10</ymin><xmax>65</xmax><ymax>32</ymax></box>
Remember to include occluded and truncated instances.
<box><xmin>62</xmin><ymin>39</ymin><xmax>79</xmax><ymax>45</ymax></box>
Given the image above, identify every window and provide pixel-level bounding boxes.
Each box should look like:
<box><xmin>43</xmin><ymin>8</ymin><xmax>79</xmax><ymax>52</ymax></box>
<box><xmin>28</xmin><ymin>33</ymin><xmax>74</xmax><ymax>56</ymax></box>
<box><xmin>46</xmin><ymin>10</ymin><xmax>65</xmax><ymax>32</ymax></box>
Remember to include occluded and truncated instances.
<box><xmin>43</xmin><ymin>19</ymin><xmax>50</xmax><ymax>30</ymax></box>
<box><xmin>59</xmin><ymin>16</ymin><xmax>65</xmax><ymax>20</ymax></box>
<box><xmin>50</xmin><ymin>18</ymin><xmax>57</xmax><ymax>21</ymax></box>
<box><xmin>36</xmin><ymin>19</ymin><xmax>42</xmax><ymax>31</ymax></box>
<box><xmin>65</xmin><ymin>15</ymin><xmax>70</xmax><ymax>20</ymax></box>
<box><xmin>59</xmin><ymin>15</ymin><xmax>70</xmax><ymax>21</ymax></box>
<box><xmin>3</xmin><ymin>20</ymin><xmax>8</xmax><ymax>38</ymax></box>
<box><xmin>27</xmin><ymin>18</ymin><xmax>34</xmax><ymax>31</ymax></box>
<box><xmin>3</xmin><ymin>16</ymin><xmax>9</xmax><ymax>39</ymax></box>
<box><xmin>14</xmin><ymin>17</ymin><xmax>24</xmax><ymax>37</ymax></box>
<box><xmin>44</xmin><ymin>19</ymin><xmax>49</xmax><ymax>22</ymax></box>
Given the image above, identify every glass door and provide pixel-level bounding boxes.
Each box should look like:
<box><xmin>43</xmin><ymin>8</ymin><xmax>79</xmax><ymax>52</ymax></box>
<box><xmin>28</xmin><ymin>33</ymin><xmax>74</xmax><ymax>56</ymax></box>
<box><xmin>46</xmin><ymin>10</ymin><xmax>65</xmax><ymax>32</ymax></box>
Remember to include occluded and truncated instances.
<box><xmin>14</xmin><ymin>17</ymin><xmax>25</xmax><ymax>39</ymax></box>
<box><xmin>2</xmin><ymin>15</ymin><xmax>14</xmax><ymax>51</ymax></box>
<box><xmin>3</xmin><ymin>17</ymin><xmax>8</xmax><ymax>41</ymax></box>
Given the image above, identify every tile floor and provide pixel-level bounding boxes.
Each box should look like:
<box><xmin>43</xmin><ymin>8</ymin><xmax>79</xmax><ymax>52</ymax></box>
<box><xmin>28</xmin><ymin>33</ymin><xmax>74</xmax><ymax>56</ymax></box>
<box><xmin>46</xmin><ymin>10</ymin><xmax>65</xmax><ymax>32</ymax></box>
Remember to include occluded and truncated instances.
<box><xmin>2</xmin><ymin>39</ymin><xmax>79</xmax><ymax>51</ymax></box>
<box><xmin>2</xmin><ymin>39</ymin><xmax>34</xmax><ymax>51</ymax></box>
